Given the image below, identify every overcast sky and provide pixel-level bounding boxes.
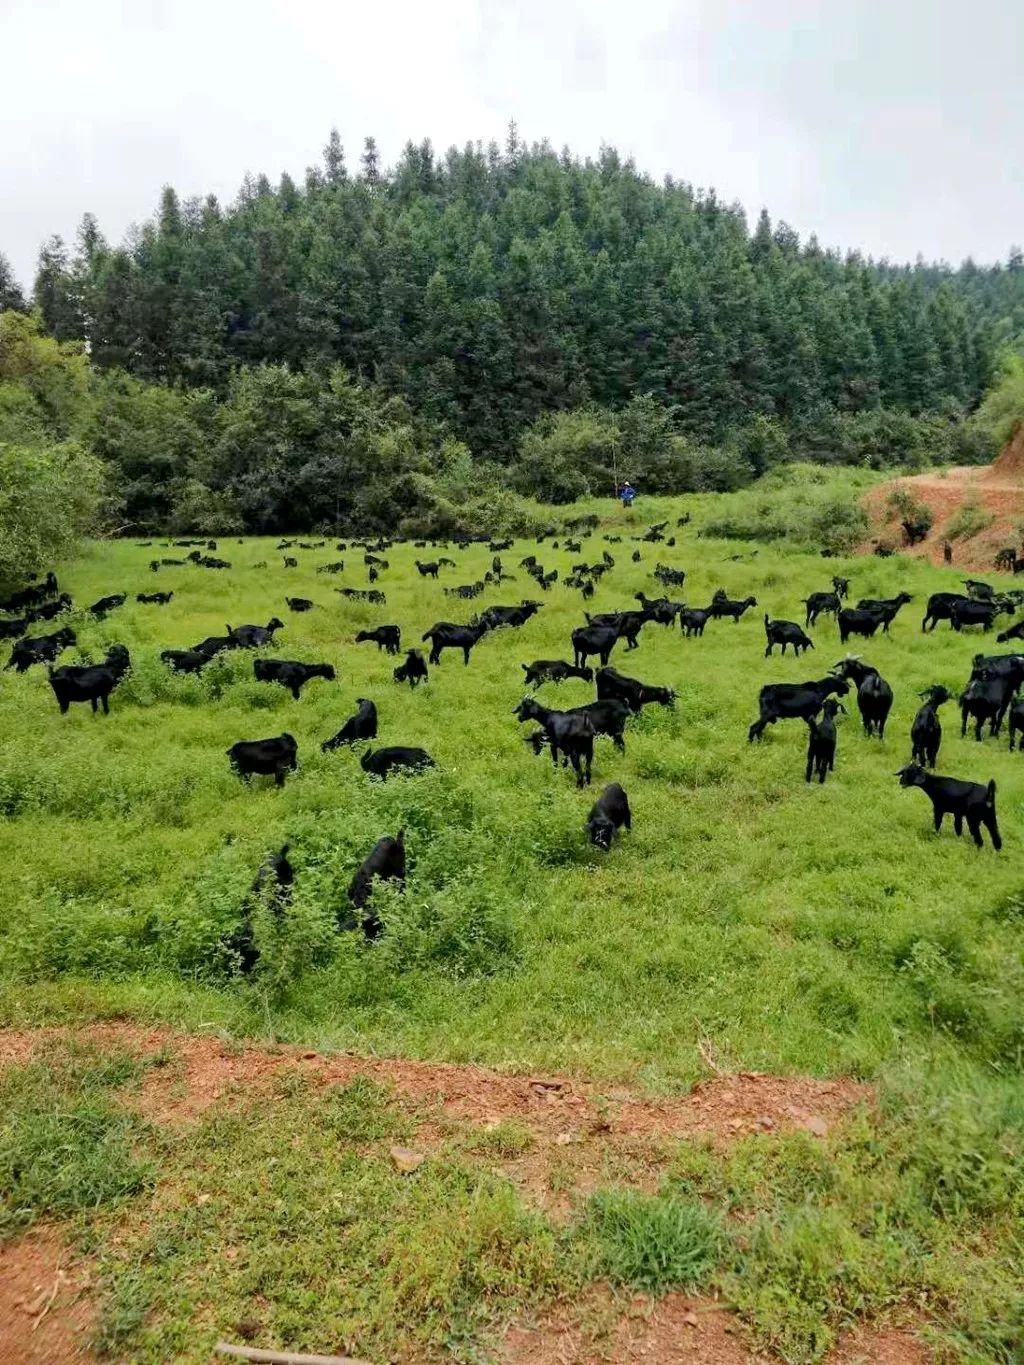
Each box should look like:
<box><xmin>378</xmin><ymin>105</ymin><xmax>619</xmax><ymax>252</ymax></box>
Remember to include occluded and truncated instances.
<box><xmin>2</xmin><ymin>0</ymin><xmax>1021</xmax><ymax>289</ymax></box>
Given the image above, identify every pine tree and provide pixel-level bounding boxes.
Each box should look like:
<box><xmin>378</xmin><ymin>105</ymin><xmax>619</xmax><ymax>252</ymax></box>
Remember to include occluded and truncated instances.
<box><xmin>323</xmin><ymin>127</ymin><xmax>347</xmax><ymax>185</ymax></box>
<box><xmin>360</xmin><ymin>137</ymin><xmax>381</xmax><ymax>187</ymax></box>
<box><xmin>33</xmin><ymin>236</ymin><xmax>82</xmax><ymax>340</ymax></box>
<box><xmin>0</xmin><ymin>251</ymin><xmax>26</xmax><ymax>313</ymax></box>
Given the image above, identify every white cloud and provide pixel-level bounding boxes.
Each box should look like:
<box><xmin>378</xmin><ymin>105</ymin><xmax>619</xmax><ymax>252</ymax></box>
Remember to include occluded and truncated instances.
<box><xmin>1</xmin><ymin>0</ymin><xmax>1020</xmax><ymax>287</ymax></box>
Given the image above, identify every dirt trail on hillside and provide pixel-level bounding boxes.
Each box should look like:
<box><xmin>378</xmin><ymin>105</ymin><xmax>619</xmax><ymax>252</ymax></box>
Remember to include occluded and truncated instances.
<box><xmin>861</xmin><ymin>422</ymin><xmax>1024</xmax><ymax>569</ymax></box>
<box><xmin>0</xmin><ymin>1024</ymin><xmax>932</xmax><ymax>1365</ymax></box>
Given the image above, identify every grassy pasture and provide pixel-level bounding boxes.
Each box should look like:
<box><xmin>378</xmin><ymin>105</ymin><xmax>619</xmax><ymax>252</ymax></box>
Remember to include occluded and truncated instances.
<box><xmin>1</xmin><ymin>482</ymin><xmax>1023</xmax><ymax>1361</ymax></box>
<box><xmin>1</xmin><ymin>489</ymin><xmax>1023</xmax><ymax>1084</ymax></box>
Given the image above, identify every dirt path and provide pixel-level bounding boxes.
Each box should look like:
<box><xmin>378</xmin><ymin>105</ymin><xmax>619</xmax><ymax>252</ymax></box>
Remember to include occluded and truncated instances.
<box><xmin>0</xmin><ymin>1024</ymin><xmax>932</xmax><ymax>1365</ymax></box>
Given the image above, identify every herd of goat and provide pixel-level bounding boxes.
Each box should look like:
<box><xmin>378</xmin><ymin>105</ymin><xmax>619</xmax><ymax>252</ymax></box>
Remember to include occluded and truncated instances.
<box><xmin>1</xmin><ymin>515</ymin><xmax>1020</xmax><ymax>959</ymax></box>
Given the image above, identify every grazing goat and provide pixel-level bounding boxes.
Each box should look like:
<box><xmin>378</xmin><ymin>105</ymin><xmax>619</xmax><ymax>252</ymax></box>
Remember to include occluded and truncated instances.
<box><xmin>897</xmin><ymin>764</ymin><xmax>1001</xmax><ymax>850</ymax></box>
<box><xmin>910</xmin><ymin>686</ymin><xmax>951</xmax><ymax>767</ymax></box>
<box><xmin>654</xmin><ymin>564</ymin><xmax>686</xmax><ymax>588</ymax></box>
<box><xmin>515</xmin><ymin>696</ymin><xmax>629</xmax><ymax>754</ymax></box>
<box><xmin>422</xmin><ymin>620</ymin><xmax>489</xmax><ymax>665</ymax></box>
<box><xmin>89</xmin><ymin>593</ymin><xmax>127</xmax><ymax>619</ymax></box>
<box><xmin>136</xmin><ymin>591</ymin><xmax>173</xmax><ymax>605</ymax></box>
<box><xmin>679</xmin><ymin>607</ymin><xmax>710</xmax><ymax>637</ymax></box>
<box><xmin>950</xmin><ymin>599</ymin><xmax>1007</xmax><ymax>632</ymax></box>
<box><xmin>805</xmin><ymin>698</ymin><xmax>845</xmax><ymax>783</ymax></box>
<box><xmin>996</xmin><ymin>618</ymin><xmax>1024</xmax><ymax>644</ymax></box>
<box><xmin>748</xmin><ymin>676</ymin><xmax>850</xmax><ymax>742</ymax></box>
<box><xmin>803</xmin><ymin>592</ymin><xmax>840</xmax><ymax>626</ymax></box>
<box><xmin>479</xmin><ymin>602</ymin><xmax>541</xmax><ymax>630</ymax></box>
<box><xmin>393</xmin><ymin>649</ymin><xmax>428</xmax><ymax>687</ymax></box>
<box><xmin>922</xmin><ymin>592</ymin><xmax>970</xmax><ymax>631</ymax></box>
<box><xmin>28</xmin><ymin>594</ymin><xmax>72</xmax><ymax>623</ymax></box>
<box><xmin>317</xmin><ymin>561</ymin><xmax>346</xmax><ymax>574</ymax></box>
<box><xmin>228</xmin><ymin>618</ymin><xmax>284</xmax><ymax>648</ymax></box>
<box><xmin>514</xmin><ymin>699</ymin><xmax>595</xmax><ymax>786</ymax></box>
<box><xmin>227</xmin><ymin>733</ymin><xmax>298</xmax><ymax>787</ymax></box>
<box><xmin>837</xmin><ymin>606</ymin><xmax>885</xmax><ymax>643</ymax></box>
<box><xmin>322</xmin><ymin>698</ymin><xmax>378</xmax><ymax>751</ymax></box>
<box><xmin>336</xmin><ymin>587</ymin><xmax>387</xmax><ymax>604</ymax></box>
<box><xmin>285</xmin><ymin>597</ymin><xmax>315</xmax><ymax>612</ymax></box>
<box><xmin>959</xmin><ymin>666</ymin><xmax>1015</xmax><ymax>741</ymax></box>
<box><xmin>355</xmin><ymin>625</ymin><xmax>401</xmax><ymax>655</ymax></box>
<box><xmin>964</xmin><ymin>579</ymin><xmax>995</xmax><ymax>600</ymax></box>
<box><xmin>832</xmin><ymin>657</ymin><xmax>893</xmax><ymax>739</ymax></box>
<box><xmin>764</xmin><ymin>615</ymin><xmax>814</xmax><ymax>657</ymax></box>
<box><xmin>226</xmin><ymin>845</ymin><xmax>295</xmax><ymax>974</ymax></box>
<box><xmin>585</xmin><ymin>608</ymin><xmax>660</xmax><ymax>650</ymax></box>
<box><xmin>253</xmin><ymin>659</ymin><xmax>335</xmax><ymax>700</ymax></box>
<box><xmin>48</xmin><ymin>645</ymin><xmax>130</xmax><ymax>716</ymax></box>
<box><xmin>586</xmin><ymin>783</ymin><xmax>631</xmax><ymax>849</ymax></box>
<box><xmin>521</xmin><ymin>660</ymin><xmax>593</xmax><ymax>689</ymax></box>
<box><xmin>709</xmin><ymin>592</ymin><xmax>757</xmax><ymax>623</ymax></box>
<box><xmin>854</xmin><ymin>592</ymin><xmax>912</xmax><ymax>632</ymax></box>
<box><xmin>0</xmin><ymin>573</ymin><xmax>59</xmax><ymax>613</ymax></box>
<box><xmin>572</xmin><ymin>624</ymin><xmax>619</xmax><ymax>669</ymax></box>
<box><xmin>634</xmin><ymin>592</ymin><xmax>684</xmax><ymax>625</ymax></box>
<box><xmin>341</xmin><ymin>830</ymin><xmax>406</xmax><ymax>938</ymax></box>
<box><xmin>161</xmin><ymin>648</ymin><xmax>212</xmax><ymax>674</ymax></box>
<box><xmin>415</xmin><ymin>560</ymin><xmax>439</xmax><ymax>578</ymax></box>
<box><xmin>360</xmin><ymin>747</ymin><xmax>435</xmax><ymax>780</ymax></box>
<box><xmin>831</xmin><ymin>576</ymin><xmax>850</xmax><ymax>600</ymax></box>
<box><xmin>595</xmin><ymin>666</ymin><xmax>675</xmax><ymax>712</ymax></box>
<box><xmin>5</xmin><ymin>627</ymin><xmax>76</xmax><ymax>673</ymax></box>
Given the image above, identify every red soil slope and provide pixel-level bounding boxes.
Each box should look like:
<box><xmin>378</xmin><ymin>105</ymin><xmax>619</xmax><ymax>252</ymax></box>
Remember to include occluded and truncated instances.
<box><xmin>862</xmin><ymin>422</ymin><xmax>1024</xmax><ymax>570</ymax></box>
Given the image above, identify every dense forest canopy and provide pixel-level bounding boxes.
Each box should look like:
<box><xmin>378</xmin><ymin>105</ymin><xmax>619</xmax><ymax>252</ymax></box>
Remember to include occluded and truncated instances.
<box><xmin>1</xmin><ymin>128</ymin><xmax>1023</xmax><ymax>543</ymax></box>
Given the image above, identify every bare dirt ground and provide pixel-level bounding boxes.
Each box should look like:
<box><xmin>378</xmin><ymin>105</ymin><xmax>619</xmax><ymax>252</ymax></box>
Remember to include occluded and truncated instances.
<box><xmin>0</xmin><ymin>1024</ymin><xmax>933</xmax><ymax>1365</ymax></box>
<box><xmin>861</xmin><ymin>423</ymin><xmax>1024</xmax><ymax>569</ymax></box>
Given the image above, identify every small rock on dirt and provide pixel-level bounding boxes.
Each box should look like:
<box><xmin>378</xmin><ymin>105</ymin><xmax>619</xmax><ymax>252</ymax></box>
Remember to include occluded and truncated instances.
<box><xmin>389</xmin><ymin>1146</ymin><xmax>425</xmax><ymax>1174</ymax></box>
<box><xmin>804</xmin><ymin>1116</ymin><xmax>829</xmax><ymax>1138</ymax></box>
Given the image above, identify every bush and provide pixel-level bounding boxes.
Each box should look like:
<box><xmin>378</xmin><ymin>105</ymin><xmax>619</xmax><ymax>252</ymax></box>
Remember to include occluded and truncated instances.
<box><xmin>945</xmin><ymin>497</ymin><xmax>995</xmax><ymax>540</ymax></box>
<box><xmin>0</xmin><ymin>440</ymin><xmax>109</xmax><ymax>590</ymax></box>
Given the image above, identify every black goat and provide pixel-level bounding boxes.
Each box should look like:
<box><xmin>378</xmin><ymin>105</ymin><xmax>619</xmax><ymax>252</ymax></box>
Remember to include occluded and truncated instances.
<box><xmin>897</xmin><ymin>765</ymin><xmax>1001</xmax><ymax>850</ymax></box>
<box><xmin>748</xmin><ymin>676</ymin><xmax>850</xmax><ymax>742</ymax></box>
<box><xmin>89</xmin><ymin>593</ymin><xmax>127</xmax><ymax>619</ymax></box>
<box><xmin>805</xmin><ymin>698</ymin><xmax>845</xmax><ymax>783</ymax></box>
<box><xmin>854</xmin><ymin>592</ymin><xmax>912</xmax><ymax>632</ymax></box>
<box><xmin>161</xmin><ymin>648</ymin><xmax>213</xmax><ymax>674</ymax></box>
<box><xmin>832</xmin><ymin>657</ymin><xmax>893</xmax><ymax>739</ymax></box>
<box><xmin>253</xmin><ymin>659</ymin><xmax>335</xmax><ymax>700</ymax></box>
<box><xmin>513</xmin><ymin>698</ymin><xmax>595</xmax><ymax>786</ymax></box>
<box><xmin>996</xmin><ymin>619</ymin><xmax>1024</xmax><ymax>644</ymax></box>
<box><xmin>227</xmin><ymin>733</ymin><xmax>298</xmax><ymax>787</ymax></box>
<box><xmin>922</xmin><ymin>592</ymin><xmax>970</xmax><ymax>631</ymax></box>
<box><xmin>322</xmin><ymin>698</ymin><xmax>378</xmax><ymax>751</ymax></box>
<box><xmin>360</xmin><ymin>747</ymin><xmax>435</xmax><ymax>780</ymax></box>
<box><xmin>355</xmin><ymin>625</ymin><xmax>401</xmax><ymax>655</ymax></box>
<box><xmin>285</xmin><ymin>597</ymin><xmax>316</xmax><ymax>612</ymax></box>
<box><xmin>803</xmin><ymin>592</ymin><xmax>840</xmax><ymax>626</ymax></box>
<box><xmin>516</xmin><ymin>696</ymin><xmax>629</xmax><ymax>754</ymax></box>
<box><xmin>342</xmin><ymin>830</ymin><xmax>406</xmax><ymax>939</ymax></box>
<box><xmin>416</xmin><ymin>560</ymin><xmax>439</xmax><ymax>578</ymax></box>
<box><xmin>586</xmin><ymin>783</ymin><xmax>631</xmax><ymax>849</ymax></box>
<box><xmin>422</xmin><ymin>620</ymin><xmax>489</xmax><ymax>665</ymax></box>
<box><xmin>48</xmin><ymin>645</ymin><xmax>131</xmax><ymax>716</ymax></box>
<box><xmin>837</xmin><ymin>606</ymin><xmax>886</xmax><ymax>643</ymax></box>
<box><xmin>5</xmin><ymin>627</ymin><xmax>76</xmax><ymax>673</ymax></box>
<box><xmin>136</xmin><ymin>591</ymin><xmax>173</xmax><ymax>605</ymax></box>
<box><xmin>572</xmin><ymin>624</ymin><xmax>619</xmax><ymax>669</ymax></box>
<box><xmin>521</xmin><ymin>660</ymin><xmax>594</xmax><ymax>689</ymax></box>
<box><xmin>1008</xmin><ymin>699</ymin><xmax>1024</xmax><ymax>751</ymax></box>
<box><xmin>595</xmin><ymin>666</ymin><xmax>675</xmax><ymax>712</ymax></box>
<box><xmin>764</xmin><ymin>615</ymin><xmax>814</xmax><ymax>657</ymax></box>
<box><xmin>709</xmin><ymin>593</ymin><xmax>757</xmax><ymax>623</ymax></box>
<box><xmin>831</xmin><ymin>576</ymin><xmax>850</xmax><ymax>599</ymax></box>
<box><xmin>910</xmin><ymin>685</ymin><xmax>951</xmax><ymax>767</ymax></box>
<box><xmin>228</xmin><ymin>618</ymin><xmax>284</xmax><ymax>648</ymax></box>
<box><xmin>479</xmin><ymin>602</ymin><xmax>541</xmax><ymax>630</ymax></box>
<box><xmin>679</xmin><ymin>607</ymin><xmax>710</xmax><ymax>637</ymax></box>
<box><xmin>393</xmin><ymin>649</ymin><xmax>428</xmax><ymax>687</ymax></box>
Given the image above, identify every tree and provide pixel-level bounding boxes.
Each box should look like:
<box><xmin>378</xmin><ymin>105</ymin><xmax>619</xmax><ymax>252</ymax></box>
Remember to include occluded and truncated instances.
<box><xmin>360</xmin><ymin>136</ymin><xmax>381</xmax><ymax>186</ymax></box>
<box><xmin>323</xmin><ymin>127</ymin><xmax>347</xmax><ymax>185</ymax></box>
<box><xmin>0</xmin><ymin>252</ymin><xmax>26</xmax><ymax>313</ymax></box>
<box><xmin>33</xmin><ymin>236</ymin><xmax>82</xmax><ymax>341</ymax></box>
<box><xmin>0</xmin><ymin>441</ymin><xmax>107</xmax><ymax>589</ymax></box>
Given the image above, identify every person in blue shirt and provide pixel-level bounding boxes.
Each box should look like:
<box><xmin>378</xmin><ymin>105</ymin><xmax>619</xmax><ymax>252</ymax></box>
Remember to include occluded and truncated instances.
<box><xmin>620</xmin><ymin>481</ymin><xmax>636</xmax><ymax>508</ymax></box>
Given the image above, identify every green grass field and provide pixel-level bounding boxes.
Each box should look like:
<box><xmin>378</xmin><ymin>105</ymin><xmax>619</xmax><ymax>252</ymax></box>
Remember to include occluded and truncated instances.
<box><xmin>1</xmin><ymin>481</ymin><xmax>1022</xmax><ymax>1361</ymax></box>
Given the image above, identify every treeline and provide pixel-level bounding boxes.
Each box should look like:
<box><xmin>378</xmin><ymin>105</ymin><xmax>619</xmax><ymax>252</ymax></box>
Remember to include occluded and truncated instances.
<box><xmin>2</xmin><ymin>129</ymin><xmax>1024</xmax><ymax>547</ymax></box>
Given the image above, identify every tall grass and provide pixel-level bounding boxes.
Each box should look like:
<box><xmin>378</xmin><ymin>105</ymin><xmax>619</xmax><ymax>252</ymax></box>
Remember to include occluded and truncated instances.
<box><xmin>0</xmin><ymin>479</ymin><xmax>1022</xmax><ymax>1088</ymax></box>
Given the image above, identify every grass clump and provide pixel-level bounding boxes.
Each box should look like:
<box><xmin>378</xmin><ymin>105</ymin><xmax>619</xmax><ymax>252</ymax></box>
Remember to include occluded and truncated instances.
<box><xmin>0</xmin><ymin>1043</ymin><xmax>155</xmax><ymax>1237</ymax></box>
<box><xmin>944</xmin><ymin>497</ymin><xmax>995</xmax><ymax>540</ymax></box>
<box><xmin>581</xmin><ymin>1187</ymin><xmax>726</xmax><ymax>1293</ymax></box>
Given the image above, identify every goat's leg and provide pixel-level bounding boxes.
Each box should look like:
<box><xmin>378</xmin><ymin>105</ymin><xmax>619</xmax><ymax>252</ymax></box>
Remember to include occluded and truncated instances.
<box><xmin>986</xmin><ymin>812</ymin><xmax>1002</xmax><ymax>851</ymax></box>
<box><xmin>933</xmin><ymin>805</ymin><xmax>943</xmax><ymax>833</ymax></box>
<box><xmin>967</xmin><ymin>816</ymin><xmax>984</xmax><ymax>849</ymax></box>
<box><xmin>953</xmin><ymin>813</ymin><xmax>964</xmax><ymax>837</ymax></box>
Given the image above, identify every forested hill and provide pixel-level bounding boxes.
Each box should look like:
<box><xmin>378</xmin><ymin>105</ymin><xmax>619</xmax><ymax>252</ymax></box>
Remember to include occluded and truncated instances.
<box><xmin>18</xmin><ymin>131</ymin><xmax>1024</xmax><ymax>464</ymax></box>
